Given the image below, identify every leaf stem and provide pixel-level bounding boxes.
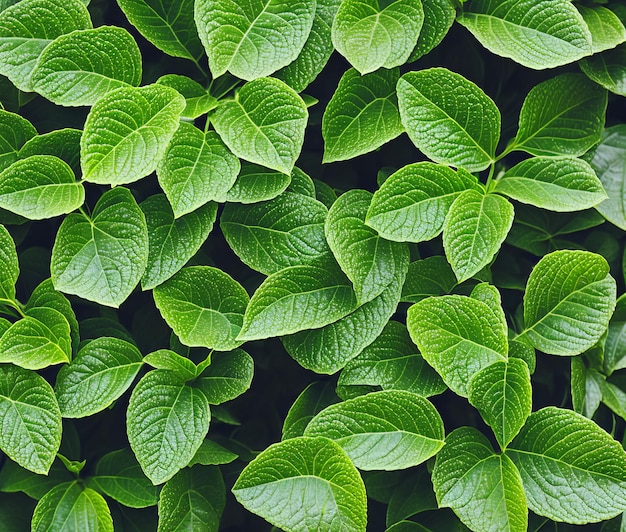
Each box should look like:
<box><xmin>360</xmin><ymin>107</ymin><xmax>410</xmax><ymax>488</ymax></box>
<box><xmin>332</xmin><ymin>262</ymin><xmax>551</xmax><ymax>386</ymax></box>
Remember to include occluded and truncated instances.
<box><xmin>0</xmin><ymin>297</ymin><xmax>25</xmax><ymax>318</ymax></box>
<box><xmin>484</xmin><ymin>162</ymin><xmax>496</xmax><ymax>190</ymax></box>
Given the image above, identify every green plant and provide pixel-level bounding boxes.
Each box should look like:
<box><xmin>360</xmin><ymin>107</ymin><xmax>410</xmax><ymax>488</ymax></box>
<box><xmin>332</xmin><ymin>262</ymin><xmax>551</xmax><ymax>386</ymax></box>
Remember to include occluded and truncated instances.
<box><xmin>0</xmin><ymin>0</ymin><xmax>625</xmax><ymax>530</ymax></box>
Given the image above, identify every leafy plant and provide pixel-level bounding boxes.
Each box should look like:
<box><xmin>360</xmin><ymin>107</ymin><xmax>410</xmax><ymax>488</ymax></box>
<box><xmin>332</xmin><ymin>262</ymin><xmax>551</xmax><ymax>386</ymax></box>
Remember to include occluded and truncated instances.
<box><xmin>0</xmin><ymin>0</ymin><xmax>625</xmax><ymax>530</ymax></box>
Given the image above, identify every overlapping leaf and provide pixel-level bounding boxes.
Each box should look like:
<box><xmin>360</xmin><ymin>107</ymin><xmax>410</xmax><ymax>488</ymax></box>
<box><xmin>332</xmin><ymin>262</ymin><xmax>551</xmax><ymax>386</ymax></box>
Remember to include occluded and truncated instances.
<box><xmin>408</xmin><ymin>0</ymin><xmax>455</xmax><ymax>61</ymax></box>
<box><xmin>195</xmin><ymin>349</ymin><xmax>253</xmax><ymax>404</ymax></box>
<box><xmin>156</xmin><ymin>74</ymin><xmax>217</xmax><ymax>119</ymax></box>
<box><xmin>282</xmin><ymin>381</ymin><xmax>339</xmax><ymax>440</ymax></box>
<box><xmin>578</xmin><ymin>5</ymin><xmax>626</xmax><ymax>54</ymax></box>
<box><xmin>0</xmin><ymin>110</ymin><xmax>36</xmax><ymax>171</ymax></box>
<box><xmin>225</xmin><ymin>162</ymin><xmax>292</xmax><ymax>204</ymax></box>
<box><xmin>18</xmin><ymin>128</ymin><xmax>81</xmax><ymax>175</ymax></box>
<box><xmin>580</xmin><ymin>45</ymin><xmax>626</xmax><ymax>97</ymax></box>
<box><xmin>0</xmin><ymin>223</ymin><xmax>18</xmax><ymax>301</ymax></box>
<box><xmin>400</xmin><ymin>257</ymin><xmax>456</xmax><ymax>303</ymax></box>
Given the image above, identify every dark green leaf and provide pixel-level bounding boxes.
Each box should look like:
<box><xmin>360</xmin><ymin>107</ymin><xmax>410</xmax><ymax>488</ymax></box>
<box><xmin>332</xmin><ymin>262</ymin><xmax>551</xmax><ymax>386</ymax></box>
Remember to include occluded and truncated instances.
<box><xmin>0</xmin><ymin>223</ymin><xmax>18</xmax><ymax>301</ymax></box>
<box><xmin>282</xmin><ymin>381</ymin><xmax>339</xmax><ymax>440</ymax></box>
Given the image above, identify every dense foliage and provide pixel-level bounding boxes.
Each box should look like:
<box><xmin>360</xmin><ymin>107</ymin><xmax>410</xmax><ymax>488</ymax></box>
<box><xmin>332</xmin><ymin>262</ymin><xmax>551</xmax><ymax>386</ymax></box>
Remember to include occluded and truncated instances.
<box><xmin>0</xmin><ymin>0</ymin><xmax>625</xmax><ymax>530</ymax></box>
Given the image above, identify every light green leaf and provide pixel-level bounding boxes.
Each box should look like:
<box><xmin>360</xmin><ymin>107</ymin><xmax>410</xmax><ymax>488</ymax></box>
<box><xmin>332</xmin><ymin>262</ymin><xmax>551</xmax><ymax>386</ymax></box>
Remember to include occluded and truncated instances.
<box><xmin>0</xmin><ymin>109</ymin><xmax>36</xmax><ymax>171</ymax></box>
<box><xmin>89</xmin><ymin>448</ymin><xmax>158</xmax><ymax>509</ymax></box>
<box><xmin>599</xmin><ymin>379</ymin><xmax>626</xmax><ymax>422</ymax></box>
<box><xmin>233</xmin><ymin>436</ymin><xmax>367</xmax><ymax>532</ymax></box>
<box><xmin>507</xmin><ymin>406</ymin><xmax>626</xmax><ymax>523</ymax></box>
<box><xmin>144</xmin><ymin>349</ymin><xmax>197</xmax><ymax>381</ymax></box>
<box><xmin>117</xmin><ymin>0</ymin><xmax>204</xmax><ymax>62</ymax></box>
<box><xmin>519</xmin><ymin>250</ymin><xmax>616</xmax><ymax>356</ymax></box>
<box><xmin>407</xmin><ymin>0</ymin><xmax>455</xmax><ymax>61</ymax></box>
<box><xmin>81</xmin><ymin>84</ymin><xmax>185</xmax><ymax>185</ymax></box>
<box><xmin>332</xmin><ymin>0</ymin><xmax>424</xmax><ymax>74</ymax></box>
<box><xmin>400</xmin><ymin>256</ymin><xmax>456</xmax><ymax>303</ymax></box>
<box><xmin>54</xmin><ymin>337</ymin><xmax>143</xmax><ymax>418</ymax></box>
<box><xmin>221</xmin><ymin>190</ymin><xmax>331</xmax><ymax>275</ymax></box>
<box><xmin>286</xmin><ymin>166</ymin><xmax>316</xmax><ymax>198</ymax></box>
<box><xmin>580</xmin><ymin>44</ymin><xmax>626</xmax><ymax>97</ymax></box>
<box><xmin>433</xmin><ymin>427</ymin><xmax>527</xmax><ymax>532</ymax></box>
<box><xmin>0</xmin><ymin>307</ymin><xmax>71</xmax><ymax>369</ymax></box>
<box><xmin>212</xmin><ymin>77</ymin><xmax>308</xmax><ymax>175</ymax></box>
<box><xmin>156</xmin><ymin>74</ymin><xmax>217</xmax><ymax>119</ymax></box>
<box><xmin>338</xmin><ymin>320</ymin><xmax>446</xmax><ymax>398</ymax></box>
<box><xmin>225</xmin><ymin>162</ymin><xmax>292</xmax><ymax>204</ymax></box>
<box><xmin>282</xmin><ymin>381</ymin><xmax>339</xmax><ymax>440</ymax></box>
<box><xmin>19</xmin><ymin>128</ymin><xmax>81</xmax><ymax>175</ymax></box>
<box><xmin>494</xmin><ymin>156</ymin><xmax>607</xmax><ymax>212</ymax></box>
<box><xmin>127</xmin><ymin>369</ymin><xmax>210</xmax><ymax>485</ymax></box>
<box><xmin>0</xmin><ymin>0</ymin><xmax>92</xmax><ymax>91</ymax></box>
<box><xmin>511</xmin><ymin>73</ymin><xmax>607</xmax><ymax>157</ymax></box>
<box><xmin>407</xmin><ymin>294</ymin><xmax>508</xmax><ymax>397</ymax></box>
<box><xmin>32</xmin><ymin>482</ymin><xmax>113</xmax><ymax>532</ymax></box>
<box><xmin>237</xmin><ymin>262</ymin><xmax>358</xmax><ymax>341</ymax></box>
<box><xmin>189</xmin><ymin>439</ymin><xmax>238</xmax><ymax>467</ymax></box>
<box><xmin>443</xmin><ymin>190</ymin><xmax>514</xmax><ymax>283</ymax></box>
<box><xmin>367</xmin><ymin>163</ymin><xmax>478</xmax><ymax>243</ymax></box>
<box><xmin>397</xmin><ymin>68</ymin><xmax>500</xmax><ymax>172</ymax></box>
<box><xmin>322</xmin><ymin>67</ymin><xmax>403</xmax><ymax>163</ymax></box>
<box><xmin>0</xmin><ymin>365</ymin><xmax>61</xmax><ymax>474</ymax></box>
<box><xmin>604</xmin><ymin>298</ymin><xmax>626</xmax><ymax>375</ymax></box>
<box><xmin>578</xmin><ymin>5</ymin><xmax>626</xmax><ymax>54</ymax></box>
<box><xmin>51</xmin><ymin>187</ymin><xmax>149</xmax><ymax>308</ymax></box>
<box><xmin>140</xmin><ymin>194</ymin><xmax>217</xmax><ymax>290</ymax></box>
<box><xmin>30</xmin><ymin>26</ymin><xmax>142</xmax><ymax>106</ymax></box>
<box><xmin>153</xmin><ymin>266</ymin><xmax>249</xmax><ymax>351</ymax></box>
<box><xmin>457</xmin><ymin>0</ymin><xmax>592</xmax><ymax>69</ymax></box>
<box><xmin>157</xmin><ymin>122</ymin><xmax>240</xmax><ymax>217</ymax></box>
<box><xmin>195</xmin><ymin>0</ymin><xmax>316</xmax><ymax>80</ymax></box>
<box><xmin>0</xmin><ymin>223</ymin><xmax>17</xmax><ymax>301</ymax></box>
<box><xmin>195</xmin><ymin>349</ymin><xmax>253</xmax><ymax>404</ymax></box>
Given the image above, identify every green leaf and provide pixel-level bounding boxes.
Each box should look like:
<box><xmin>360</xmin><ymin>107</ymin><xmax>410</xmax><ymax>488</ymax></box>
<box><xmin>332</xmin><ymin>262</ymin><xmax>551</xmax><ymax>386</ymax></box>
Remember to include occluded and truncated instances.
<box><xmin>32</xmin><ymin>482</ymin><xmax>113</xmax><ymax>532</ymax></box>
<box><xmin>30</xmin><ymin>26</ymin><xmax>142</xmax><ymax>106</ymax></box>
<box><xmin>189</xmin><ymin>439</ymin><xmax>238</xmax><ymax>467</ymax></box>
<box><xmin>0</xmin><ymin>223</ymin><xmax>18</xmax><ymax>301</ymax></box>
<box><xmin>457</xmin><ymin>0</ymin><xmax>592</xmax><ymax>69</ymax></box>
<box><xmin>238</xmin><ymin>261</ymin><xmax>358</xmax><ymax>341</ymax></box>
<box><xmin>433</xmin><ymin>427</ymin><xmax>527</xmax><ymax>532</ymax></box>
<box><xmin>400</xmin><ymin>256</ymin><xmax>456</xmax><ymax>303</ymax></box>
<box><xmin>19</xmin><ymin>128</ymin><xmax>81</xmax><ymax>175</ymax></box>
<box><xmin>157</xmin><ymin>122</ymin><xmax>240</xmax><ymax>216</ymax></box>
<box><xmin>599</xmin><ymin>379</ymin><xmax>626</xmax><ymax>422</ymax></box>
<box><xmin>0</xmin><ymin>109</ymin><xmax>36</xmax><ymax>171</ymax></box>
<box><xmin>397</xmin><ymin>68</ymin><xmax>500</xmax><ymax>172</ymax></box>
<box><xmin>195</xmin><ymin>0</ymin><xmax>316</xmax><ymax>80</ymax></box>
<box><xmin>282</xmin><ymin>381</ymin><xmax>339</xmax><ymax>440</ymax></box>
<box><xmin>212</xmin><ymin>77</ymin><xmax>308</xmax><ymax>174</ymax></box>
<box><xmin>195</xmin><ymin>349</ymin><xmax>253</xmax><ymax>404</ymax></box>
<box><xmin>386</xmin><ymin>468</ymin><xmax>437</xmax><ymax>526</ymax></box>
<box><xmin>54</xmin><ymin>337</ymin><xmax>143</xmax><ymax>418</ymax></box>
<box><xmin>468</xmin><ymin>358</ymin><xmax>531</xmax><ymax>449</ymax></box>
<box><xmin>233</xmin><ymin>436</ymin><xmax>367</xmax><ymax>532</ymax></box>
<box><xmin>305</xmin><ymin>390</ymin><xmax>445</xmax><ymax>470</ymax></box>
<box><xmin>332</xmin><ymin>0</ymin><xmax>424</xmax><ymax>74</ymax></box>
<box><xmin>0</xmin><ymin>0</ymin><xmax>92</xmax><ymax>91</ymax></box>
<box><xmin>407</xmin><ymin>0</ymin><xmax>455</xmax><ymax>61</ymax></box>
<box><xmin>367</xmin><ymin>163</ymin><xmax>478</xmax><ymax>243</ymax></box>
<box><xmin>0</xmin><ymin>307</ymin><xmax>71</xmax><ymax>369</ymax></box>
<box><xmin>0</xmin><ymin>365</ymin><xmax>61</xmax><ymax>474</ymax></box>
<box><xmin>443</xmin><ymin>190</ymin><xmax>514</xmax><ymax>283</ymax></box>
<box><xmin>140</xmin><ymin>194</ymin><xmax>217</xmax><ymax>290</ymax></box>
<box><xmin>577</xmin><ymin>5</ymin><xmax>626</xmax><ymax>54</ymax></box>
<box><xmin>117</xmin><ymin>0</ymin><xmax>204</xmax><ymax>63</ymax></box>
<box><xmin>494</xmin><ymin>156</ymin><xmax>607</xmax><ymax>212</ymax></box>
<box><xmin>580</xmin><ymin>44</ymin><xmax>626</xmax><ymax>97</ymax></box>
<box><xmin>144</xmin><ymin>349</ymin><xmax>197</xmax><ymax>381</ymax></box>
<box><xmin>322</xmin><ymin>67</ymin><xmax>403</xmax><ymax>163</ymax></box>
<box><xmin>156</xmin><ymin>74</ymin><xmax>217</xmax><ymax>119</ymax></box>
<box><xmin>221</xmin><ymin>190</ymin><xmax>330</xmax><ymax>275</ymax></box>
<box><xmin>51</xmin><ymin>187</ymin><xmax>149</xmax><ymax>308</ymax></box>
<box><xmin>81</xmin><ymin>84</ymin><xmax>185</xmax><ymax>185</ymax></box>
<box><xmin>157</xmin><ymin>465</ymin><xmax>225</xmax><ymax>532</ymax></box>
<box><xmin>605</xmin><ymin>300</ymin><xmax>626</xmax><ymax>375</ymax></box>
<box><xmin>507</xmin><ymin>406</ymin><xmax>626</xmax><ymax>523</ymax></box>
<box><xmin>153</xmin><ymin>266</ymin><xmax>249</xmax><ymax>351</ymax></box>
<box><xmin>0</xmin><ymin>459</ymin><xmax>72</xmax><ymax>499</ymax></box>
<box><xmin>225</xmin><ymin>162</ymin><xmax>292</xmax><ymax>204</ymax></box>
<box><xmin>511</xmin><ymin>73</ymin><xmax>607</xmax><ymax>157</ymax></box>
<box><xmin>286</xmin><ymin>166</ymin><xmax>316</xmax><ymax>197</ymax></box>
<box><xmin>519</xmin><ymin>250</ymin><xmax>616</xmax><ymax>356</ymax></box>
<box><xmin>89</xmin><ymin>448</ymin><xmax>158</xmax><ymax>508</ymax></box>
<box><xmin>407</xmin><ymin>294</ymin><xmax>508</xmax><ymax>397</ymax></box>
<box><xmin>338</xmin><ymin>320</ymin><xmax>446</xmax><ymax>398</ymax></box>
<box><xmin>127</xmin><ymin>369</ymin><xmax>210</xmax><ymax>485</ymax></box>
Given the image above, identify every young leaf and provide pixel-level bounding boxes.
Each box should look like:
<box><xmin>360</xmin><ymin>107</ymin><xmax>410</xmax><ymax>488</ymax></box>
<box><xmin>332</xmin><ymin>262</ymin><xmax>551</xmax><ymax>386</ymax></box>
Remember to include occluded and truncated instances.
<box><xmin>367</xmin><ymin>163</ymin><xmax>478</xmax><ymax>243</ymax></box>
<box><xmin>237</xmin><ymin>262</ymin><xmax>358</xmax><ymax>341</ymax></box>
<box><xmin>0</xmin><ymin>0</ymin><xmax>92</xmax><ymax>91</ymax></box>
<box><xmin>156</xmin><ymin>74</ymin><xmax>217</xmax><ymax>119</ymax></box>
<box><xmin>30</xmin><ymin>26</ymin><xmax>142</xmax><ymax>106</ymax></box>
<box><xmin>511</xmin><ymin>73</ymin><xmax>607</xmax><ymax>157</ymax></box>
<box><xmin>397</xmin><ymin>68</ymin><xmax>500</xmax><ymax>172</ymax></box>
<box><xmin>519</xmin><ymin>250</ymin><xmax>616</xmax><ymax>356</ymax></box>
<box><xmin>143</xmin><ymin>349</ymin><xmax>197</xmax><ymax>381</ymax></box>
<box><xmin>580</xmin><ymin>45</ymin><xmax>626</xmax><ymax>97</ymax></box>
<box><xmin>189</xmin><ymin>439</ymin><xmax>238</xmax><ymax>467</ymax></box>
<box><xmin>457</xmin><ymin>0</ymin><xmax>592</xmax><ymax>69</ymax></box>
<box><xmin>443</xmin><ymin>190</ymin><xmax>514</xmax><ymax>283</ymax></box>
<box><xmin>577</xmin><ymin>5</ymin><xmax>626</xmax><ymax>54</ymax></box>
<box><xmin>19</xmin><ymin>128</ymin><xmax>81</xmax><ymax>175</ymax></box>
<box><xmin>433</xmin><ymin>427</ymin><xmax>527</xmax><ymax>532</ymax></box>
<box><xmin>81</xmin><ymin>84</ymin><xmax>186</xmax><ymax>185</ymax></box>
<box><xmin>54</xmin><ymin>337</ymin><xmax>143</xmax><ymax>418</ymax></box>
<box><xmin>305</xmin><ymin>390</ymin><xmax>445</xmax><ymax>470</ymax></box>
<box><xmin>51</xmin><ymin>187</ymin><xmax>149</xmax><ymax>308</ymax></box>
<box><xmin>407</xmin><ymin>0</ymin><xmax>455</xmax><ymax>61</ymax></box>
<box><xmin>494</xmin><ymin>157</ymin><xmax>607</xmax><ymax>212</ymax></box>
<box><xmin>322</xmin><ymin>67</ymin><xmax>403</xmax><ymax>163</ymax></box>
<box><xmin>212</xmin><ymin>77</ymin><xmax>308</xmax><ymax>175</ymax></box>
<box><xmin>195</xmin><ymin>349</ymin><xmax>254</xmax><ymax>404</ymax></box>
<box><xmin>407</xmin><ymin>294</ymin><xmax>508</xmax><ymax>397</ymax></box>
<box><xmin>233</xmin><ymin>436</ymin><xmax>367</xmax><ymax>532</ymax></box>
<box><xmin>225</xmin><ymin>162</ymin><xmax>292</xmax><ymax>204</ymax></box>
<box><xmin>140</xmin><ymin>194</ymin><xmax>217</xmax><ymax>290</ymax></box>
<box><xmin>157</xmin><ymin>122</ymin><xmax>240</xmax><ymax>216</ymax></box>
<box><xmin>0</xmin><ymin>365</ymin><xmax>61</xmax><ymax>474</ymax></box>
<box><xmin>331</xmin><ymin>0</ymin><xmax>424</xmax><ymax>74</ymax></box>
<box><xmin>195</xmin><ymin>0</ymin><xmax>316</xmax><ymax>80</ymax></box>
<box><xmin>0</xmin><ymin>109</ymin><xmax>36</xmax><ymax>171</ymax></box>
<box><xmin>127</xmin><ymin>369</ymin><xmax>210</xmax><ymax>485</ymax></box>
<box><xmin>221</xmin><ymin>191</ymin><xmax>331</xmax><ymax>275</ymax></box>
<box><xmin>400</xmin><ymin>256</ymin><xmax>457</xmax><ymax>303</ymax></box>
<box><xmin>153</xmin><ymin>266</ymin><xmax>249</xmax><ymax>351</ymax></box>
<box><xmin>282</xmin><ymin>381</ymin><xmax>339</xmax><ymax>440</ymax></box>
<box><xmin>0</xmin><ymin>223</ymin><xmax>18</xmax><ymax>301</ymax></box>
<box><xmin>507</xmin><ymin>406</ymin><xmax>626</xmax><ymax>523</ymax></box>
